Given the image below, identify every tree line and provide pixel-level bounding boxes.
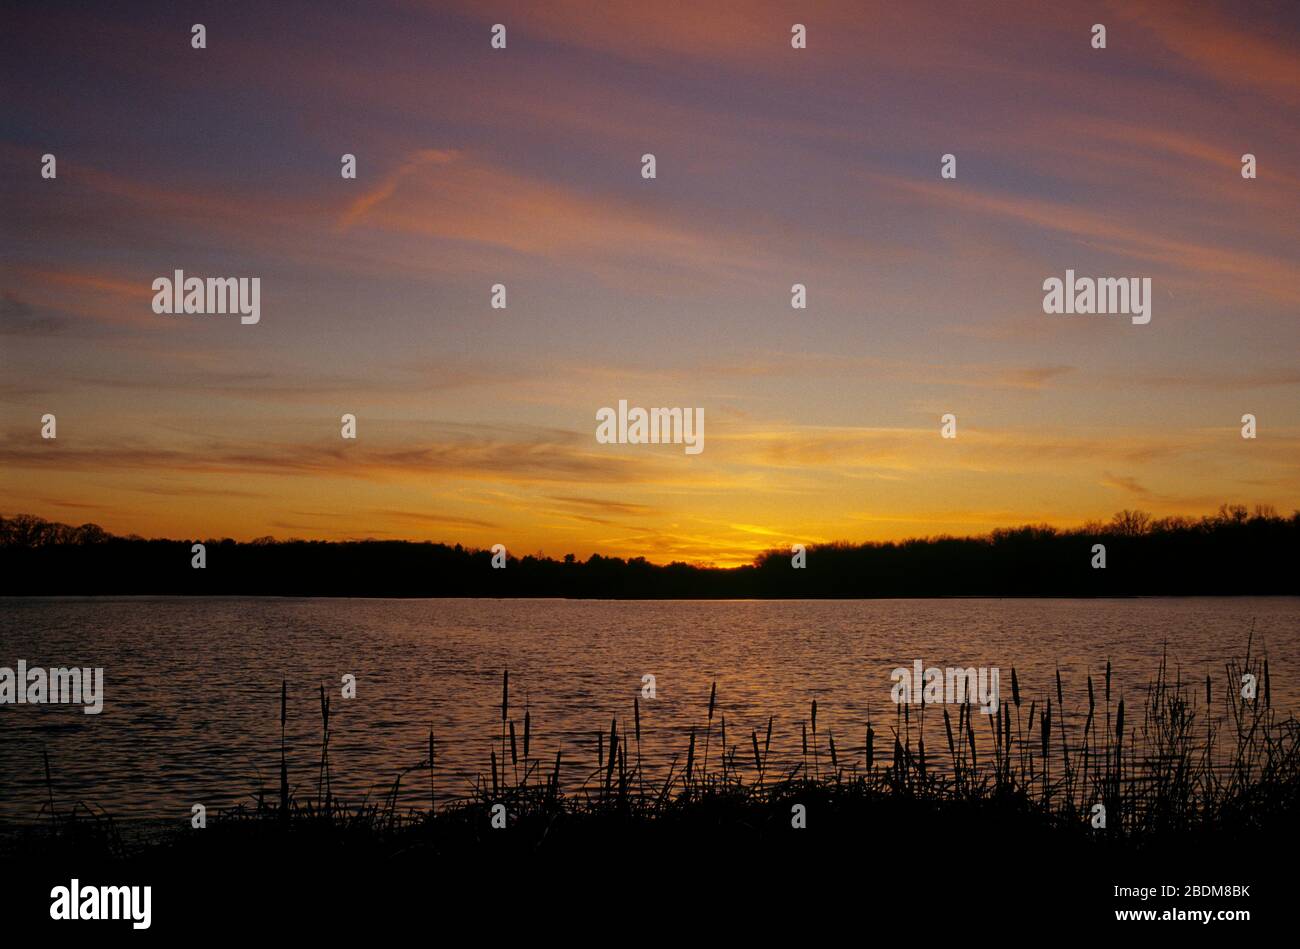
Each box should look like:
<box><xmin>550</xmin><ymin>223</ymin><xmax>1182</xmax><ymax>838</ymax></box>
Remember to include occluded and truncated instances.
<box><xmin>1</xmin><ymin>506</ymin><xmax>1295</xmax><ymax>597</ymax></box>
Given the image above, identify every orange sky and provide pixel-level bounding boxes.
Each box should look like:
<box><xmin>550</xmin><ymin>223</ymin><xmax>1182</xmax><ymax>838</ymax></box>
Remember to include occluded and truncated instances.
<box><xmin>2</xmin><ymin>1</ymin><xmax>1298</xmax><ymax>565</ymax></box>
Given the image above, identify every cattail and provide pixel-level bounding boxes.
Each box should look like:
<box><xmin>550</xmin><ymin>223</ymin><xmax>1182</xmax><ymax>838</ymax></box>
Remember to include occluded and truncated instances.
<box><xmin>811</xmin><ymin>699</ymin><xmax>818</xmax><ymax>734</ymax></box>
<box><xmin>764</xmin><ymin>716</ymin><xmax>773</xmax><ymax>758</ymax></box>
<box><xmin>1205</xmin><ymin>674</ymin><xmax>1211</xmax><ymax>708</ymax></box>
<box><xmin>801</xmin><ymin>721</ymin><xmax>808</xmax><ymax>757</ymax></box>
<box><xmin>1040</xmin><ymin>700</ymin><xmax>1051</xmax><ymax>762</ymax></box>
<box><xmin>604</xmin><ymin>718</ymin><xmax>618</xmax><ymax>791</ymax></box>
<box><xmin>597</xmin><ymin>730</ymin><xmax>604</xmax><ymax>770</ymax></box>
<box><xmin>490</xmin><ymin>750</ymin><xmax>498</xmax><ymax>797</ymax></box>
<box><xmin>634</xmin><ymin>696</ymin><xmax>641</xmax><ymax>744</ymax></box>
<box><xmin>434</xmin><ymin>728</ymin><xmax>444</xmax><ymax>811</ymax></box>
<box><xmin>1264</xmin><ymin>659</ymin><xmax>1271</xmax><ymax>708</ymax></box>
<box><xmin>721</xmin><ymin>714</ymin><xmax>727</xmax><ymax>756</ymax></box>
<box><xmin>686</xmin><ymin>727</ymin><xmax>696</xmax><ymax>786</ymax></box>
<box><xmin>1027</xmin><ymin>700</ymin><xmax>1036</xmax><ymax>736</ymax></box>
<box><xmin>751</xmin><ymin>730</ymin><xmax>762</xmax><ymax>772</ymax></box>
<box><xmin>1105</xmin><ymin>660</ymin><xmax>1112</xmax><ymax>704</ymax></box>
<box><xmin>1083</xmin><ymin>676</ymin><xmax>1095</xmax><ymax>736</ymax></box>
<box><xmin>966</xmin><ymin>708</ymin><xmax>977</xmax><ymax>769</ymax></box>
<box><xmin>1055</xmin><ymin>668</ymin><xmax>1063</xmax><ymax>707</ymax></box>
<box><xmin>509</xmin><ymin>720</ymin><xmax>518</xmax><ymax>768</ymax></box>
<box><xmin>707</xmin><ymin>681</ymin><xmax>717</xmax><ymax>721</ymax></box>
<box><xmin>942</xmin><ymin>708</ymin><xmax>956</xmax><ymax>761</ymax></box>
<box><xmin>828</xmin><ymin>732</ymin><xmax>838</xmax><ymax>770</ymax></box>
<box><xmin>501</xmin><ymin>669</ymin><xmax>509</xmax><ymax>723</ymax></box>
<box><xmin>523</xmin><ymin>710</ymin><xmax>531</xmax><ymax>759</ymax></box>
<box><xmin>865</xmin><ymin>724</ymin><xmax>875</xmax><ymax>771</ymax></box>
<box><xmin>279</xmin><ymin>679</ymin><xmax>288</xmax><ymax>818</ymax></box>
<box><xmin>551</xmin><ymin>748</ymin><xmax>562</xmax><ymax>794</ymax></box>
<box><xmin>319</xmin><ymin>683</ymin><xmax>329</xmax><ymax>731</ymax></box>
<box><xmin>1011</xmin><ymin>667</ymin><xmax>1021</xmax><ymax>707</ymax></box>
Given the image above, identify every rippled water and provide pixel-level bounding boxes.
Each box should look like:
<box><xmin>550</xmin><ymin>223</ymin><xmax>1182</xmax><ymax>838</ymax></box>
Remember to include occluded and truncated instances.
<box><xmin>1</xmin><ymin>597</ymin><xmax>1296</xmax><ymax>819</ymax></box>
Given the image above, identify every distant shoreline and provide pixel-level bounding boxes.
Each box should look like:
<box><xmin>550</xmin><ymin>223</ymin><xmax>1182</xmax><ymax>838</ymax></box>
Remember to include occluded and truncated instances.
<box><xmin>4</xmin><ymin>509</ymin><xmax>1297</xmax><ymax>597</ymax></box>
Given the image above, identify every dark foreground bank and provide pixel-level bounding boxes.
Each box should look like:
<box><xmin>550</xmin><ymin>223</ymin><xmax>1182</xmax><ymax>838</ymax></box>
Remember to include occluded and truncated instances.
<box><xmin>0</xmin><ymin>783</ymin><xmax>1287</xmax><ymax>938</ymax></box>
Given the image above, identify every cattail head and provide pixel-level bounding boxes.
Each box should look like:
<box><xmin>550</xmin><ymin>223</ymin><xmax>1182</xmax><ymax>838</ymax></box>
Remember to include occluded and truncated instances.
<box><xmin>751</xmin><ymin>730</ymin><xmax>762</xmax><ymax>772</ymax></box>
<box><xmin>319</xmin><ymin>683</ymin><xmax>329</xmax><ymax>731</ymax></box>
<box><xmin>509</xmin><ymin>720</ymin><xmax>518</xmax><ymax>767</ymax></box>
<box><xmin>428</xmin><ymin>727</ymin><xmax>434</xmax><ymax>769</ymax></box>
<box><xmin>1105</xmin><ymin>660</ymin><xmax>1112</xmax><ymax>703</ymax></box>
<box><xmin>707</xmin><ymin>681</ymin><xmax>717</xmax><ymax>721</ymax></box>
<box><xmin>686</xmin><ymin>727</ymin><xmax>696</xmax><ymax>784</ymax></box>
<box><xmin>764</xmin><ymin>716</ymin><xmax>773</xmax><ymax>756</ymax></box>
<box><xmin>801</xmin><ymin>720</ymin><xmax>808</xmax><ymax>757</ymax></box>
<box><xmin>1087</xmin><ymin>675</ymin><xmax>1095</xmax><ymax>715</ymax></box>
<box><xmin>1040</xmin><ymin>700</ymin><xmax>1051</xmax><ymax>761</ymax></box>
<box><xmin>501</xmin><ymin>669</ymin><xmax>509</xmax><ymax>723</ymax></box>
<box><xmin>524</xmin><ymin>710</ymin><xmax>531</xmax><ymax>759</ymax></box>
<box><xmin>828</xmin><ymin>732</ymin><xmax>838</xmax><ymax>770</ymax></box>
<box><xmin>1205</xmin><ymin>674</ymin><xmax>1211</xmax><ymax>708</ymax></box>
<box><xmin>1011</xmin><ymin>667</ymin><xmax>1021</xmax><ymax>707</ymax></box>
<box><xmin>1055</xmin><ymin>669</ymin><xmax>1064</xmax><ymax>707</ymax></box>
<box><xmin>811</xmin><ymin>699</ymin><xmax>818</xmax><ymax>733</ymax></box>
<box><xmin>605</xmin><ymin>720</ymin><xmax>618</xmax><ymax>786</ymax></box>
<box><xmin>1115</xmin><ymin>698</ymin><xmax>1125</xmax><ymax>746</ymax></box>
<box><xmin>865</xmin><ymin>725</ymin><xmax>875</xmax><ymax>771</ymax></box>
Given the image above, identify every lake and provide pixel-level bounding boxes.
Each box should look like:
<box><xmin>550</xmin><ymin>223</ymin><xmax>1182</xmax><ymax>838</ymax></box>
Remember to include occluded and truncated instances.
<box><xmin>1</xmin><ymin>596</ymin><xmax>1296</xmax><ymax>820</ymax></box>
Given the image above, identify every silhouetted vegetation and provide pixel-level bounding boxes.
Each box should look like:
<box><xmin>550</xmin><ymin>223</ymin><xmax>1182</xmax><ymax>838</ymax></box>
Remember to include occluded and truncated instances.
<box><xmin>1</xmin><ymin>505</ymin><xmax>1295</xmax><ymax>596</ymax></box>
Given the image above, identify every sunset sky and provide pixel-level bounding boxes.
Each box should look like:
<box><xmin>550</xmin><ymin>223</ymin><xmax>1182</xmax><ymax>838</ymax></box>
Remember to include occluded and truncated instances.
<box><xmin>2</xmin><ymin>0</ymin><xmax>1298</xmax><ymax>565</ymax></box>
